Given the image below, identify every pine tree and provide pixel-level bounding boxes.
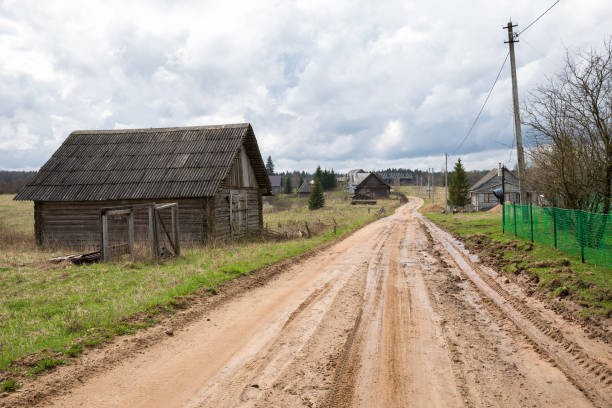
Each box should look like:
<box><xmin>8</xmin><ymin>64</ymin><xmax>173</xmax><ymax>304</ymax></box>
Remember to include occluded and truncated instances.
<box><xmin>265</xmin><ymin>156</ymin><xmax>275</xmax><ymax>175</ymax></box>
<box><xmin>309</xmin><ymin>172</ymin><xmax>325</xmax><ymax>210</ymax></box>
<box><xmin>449</xmin><ymin>158</ymin><xmax>470</xmax><ymax>207</ymax></box>
<box><xmin>283</xmin><ymin>176</ymin><xmax>293</xmax><ymax>194</ymax></box>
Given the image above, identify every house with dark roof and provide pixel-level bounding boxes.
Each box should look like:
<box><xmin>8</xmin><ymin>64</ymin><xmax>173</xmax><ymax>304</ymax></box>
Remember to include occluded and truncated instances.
<box><xmin>470</xmin><ymin>165</ymin><xmax>521</xmax><ymax>211</ymax></box>
<box><xmin>269</xmin><ymin>175</ymin><xmax>282</xmax><ymax>194</ymax></box>
<box><xmin>353</xmin><ymin>173</ymin><xmax>390</xmax><ymax>198</ymax></box>
<box><xmin>345</xmin><ymin>170</ymin><xmax>390</xmax><ymax>198</ymax></box>
<box><xmin>15</xmin><ymin>123</ymin><xmax>271</xmax><ymax>248</ymax></box>
<box><xmin>378</xmin><ymin>171</ymin><xmax>414</xmax><ymax>186</ymax></box>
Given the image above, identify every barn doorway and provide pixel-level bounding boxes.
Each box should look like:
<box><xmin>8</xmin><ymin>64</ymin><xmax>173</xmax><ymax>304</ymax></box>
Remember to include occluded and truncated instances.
<box><xmin>229</xmin><ymin>190</ymin><xmax>248</xmax><ymax>236</ymax></box>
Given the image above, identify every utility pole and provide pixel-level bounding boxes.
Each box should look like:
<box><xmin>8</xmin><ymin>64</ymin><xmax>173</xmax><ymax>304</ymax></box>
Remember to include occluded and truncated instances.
<box><xmin>431</xmin><ymin>168</ymin><xmax>435</xmax><ymax>204</ymax></box>
<box><xmin>504</xmin><ymin>20</ymin><xmax>527</xmax><ymax>205</ymax></box>
<box><xmin>445</xmin><ymin>153</ymin><xmax>448</xmax><ymax>212</ymax></box>
<box><xmin>501</xmin><ymin>162</ymin><xmax>506</xmax><ymax>233</ymax></box>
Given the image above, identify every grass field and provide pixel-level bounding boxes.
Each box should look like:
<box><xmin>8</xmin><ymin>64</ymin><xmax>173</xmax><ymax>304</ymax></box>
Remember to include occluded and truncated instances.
<box><xmin>0</xmin><ymin>192</ymin><xmax>401</xmax><ymax>377</ymax></box>
<box><xmin>423</xmin><ymin>208</ymin><xmax>612</xmax><ymax>319</ymax></box>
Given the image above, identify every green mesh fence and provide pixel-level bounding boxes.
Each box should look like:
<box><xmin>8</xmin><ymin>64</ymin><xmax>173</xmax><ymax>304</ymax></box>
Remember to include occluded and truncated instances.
<box><xmin>502</xmin><ymin>204</ymin><xmax>612</xmax><ymax>268</ymax></box>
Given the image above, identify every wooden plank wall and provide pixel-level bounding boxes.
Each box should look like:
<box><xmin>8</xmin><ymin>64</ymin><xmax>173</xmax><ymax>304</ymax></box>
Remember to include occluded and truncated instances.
<box><xmin>214</xmin><ymin>188</ymin><xmax>262</xmax><ymax>241</ymax></box>
<box><xmin>36</xmin><ymin>198</ymin><xmax>209</xmax><ymax>250</ymax></box>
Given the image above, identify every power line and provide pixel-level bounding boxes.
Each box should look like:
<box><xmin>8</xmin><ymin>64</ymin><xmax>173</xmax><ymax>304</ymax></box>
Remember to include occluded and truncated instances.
<box><xmin>452</xmin><ymin>0</ymin><xmax>560</xmax><ymax>158</ymax></box>
<box><xmin>452</xmin><ymin>51</ymin><xmax>510</xmax><ymax>155</ymax></box>
<box><xmin>517</xmin><ymin>0</ymin><xmax>561</xmax><ymax>36</ymax></box>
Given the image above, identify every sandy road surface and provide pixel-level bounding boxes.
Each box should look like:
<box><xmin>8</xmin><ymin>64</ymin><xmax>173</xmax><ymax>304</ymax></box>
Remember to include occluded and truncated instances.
<box><xmin>42</xmin><ymin>199</ymin><xmax>610</xmax><ymax>408</ymax></box>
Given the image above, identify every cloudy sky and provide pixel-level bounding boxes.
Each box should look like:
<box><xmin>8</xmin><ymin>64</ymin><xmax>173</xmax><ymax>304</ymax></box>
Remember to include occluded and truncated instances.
<box><xmin>0</xmin><ymin>0</ymin><xmax>610</xmax><ymax>173</ymax></box>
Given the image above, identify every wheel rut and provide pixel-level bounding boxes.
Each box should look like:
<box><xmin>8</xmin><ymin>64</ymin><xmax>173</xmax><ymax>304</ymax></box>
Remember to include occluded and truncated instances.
<box><xmin>421</xmin><ymin>214</ymin><xmax>611</xmax><ymax>408</ymax></box>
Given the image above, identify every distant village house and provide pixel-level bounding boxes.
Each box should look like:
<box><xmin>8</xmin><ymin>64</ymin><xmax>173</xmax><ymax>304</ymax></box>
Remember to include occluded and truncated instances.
<box><xmin>378</xmin><ymin>171</ymin><xmax>413</xmax><ymax>186</ymax></box>
<box><xmin>297</xmin><ymin>179</ymin><xmax>313</xmax><ymax>198</ymax></box>
<box><xmin>470</xmin><ymin>165</ymin><xmax>521</xmax><ymax>211</ymax></box>
<box><xmin>269</xmin><ymin>175</ymin><xmax>282</xmax><ymax>194</ymax></box>
<box><xmin>346</xmin><ymin>170</ymin><xmax>390</xmax><ymax>198</ymax></box>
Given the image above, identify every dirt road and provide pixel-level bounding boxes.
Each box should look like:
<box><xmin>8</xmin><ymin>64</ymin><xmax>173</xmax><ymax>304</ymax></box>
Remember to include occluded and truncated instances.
<box><xmin>42</xmin><ymin>199</ymin><xmax>611</xmax><ymax>407</ymax></box>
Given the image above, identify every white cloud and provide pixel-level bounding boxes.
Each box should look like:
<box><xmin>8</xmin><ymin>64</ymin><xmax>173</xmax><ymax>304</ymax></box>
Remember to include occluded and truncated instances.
<box><xmin>0</xmin><ymin>0</ymin><xmax>610</xmax><ymax>172</ymax></box>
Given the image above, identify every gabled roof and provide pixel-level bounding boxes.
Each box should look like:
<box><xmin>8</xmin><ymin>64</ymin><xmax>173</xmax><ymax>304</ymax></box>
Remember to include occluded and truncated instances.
<box><xmin>297</xmin><ymin>179</ymin><xmax>313</xmax><ymax>193</ymax></box>
<box><xmin>269</xmin><ymin>175</ymin><xmax>282</xmax><ymax>188</ymax></box>
<box><xmin>378</xmin><ymin>171</ymin><xmax>413</xmax><ymax>179</ymax></box>
<box><xmin>356</xmin><ymin>172</ymin><xmax>391</xmax><ymax>188</ymax></box>
<box><xmin>15</xmin><ymin>123</ymin><xmax>271</xmax><ymax>201</ymax></box>
<box><xmin>470</xmin><ymin>167</ymin><xmax>518</xmax><ymax>192</ymax></box>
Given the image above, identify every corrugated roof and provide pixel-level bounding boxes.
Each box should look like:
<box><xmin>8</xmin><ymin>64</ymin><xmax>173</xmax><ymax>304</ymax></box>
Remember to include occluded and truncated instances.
<box><xmin>15</xmin><ymin>123</ymin><xmax>271</xmax><ymax>201</ymax></box>
<box><xmin>355</xmin><ymin>172</ymin><xmax>391</xmax><ymax>188</ymax></box>
<box><xmin>470</xmin><ymin>167</ymin><xmax>519</xmax><ymax>192</ymax></box>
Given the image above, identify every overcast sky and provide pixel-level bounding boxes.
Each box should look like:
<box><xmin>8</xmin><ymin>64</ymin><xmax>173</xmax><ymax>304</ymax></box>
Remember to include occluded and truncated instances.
<box><xmin>0</xmin><ymin>0</ymin><xmax>610</xmax><ymax>173</ymax></box>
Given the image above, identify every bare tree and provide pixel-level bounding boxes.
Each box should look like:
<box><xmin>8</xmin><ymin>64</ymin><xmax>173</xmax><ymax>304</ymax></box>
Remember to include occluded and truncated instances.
<box><xmin>524</xmin><ymin>38</ymin><xmax>612</xmax><ymax>214</ymax></box>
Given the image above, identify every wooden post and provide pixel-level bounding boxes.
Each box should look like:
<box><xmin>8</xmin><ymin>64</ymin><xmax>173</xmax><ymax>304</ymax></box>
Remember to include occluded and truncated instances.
<box><xmin>552</xmin><ymin>207</ymin><xmax>557</xmax><ymax>249</ymax></box>
<box><xmin>445</xmin><ymin>153</ymin><xmax>448</xmax><ymax>212</ymax></box>
<box><xmin>148</xmin><ymin>206</ymin><xmax>159</xmax><ymax>259</ymax></box>
<box><xmin>529</xmin><ymin>202</ymin><xmax>534</xmax><ymax>242</ymax></box>
<box><xmin>128</xmin><ymin>209</ymin><xmax>134</xmax><ymax>258</ymax></box>
<box><xmin>501</xmin><ymin>164</ymin><xmax>506</xmax><ymax>234</ymax></box>
<box><xmin>504</xmin><ymin>21</ymin><xmax>527</xmax><ymax>205</ymax></box>
<box><xmin>102</xmin><ymin>213</ymin><xmax>110</xmax><ymax>262</ymax></box>
<box><xmin>513</xmin><ymin>202</ymin><xmax>517</xmax><ymax>236</ymax></box>
<box><xmin>171</xmin><ymin>205</ymin><xmax>180</xmax><ymax>256</ymax></box>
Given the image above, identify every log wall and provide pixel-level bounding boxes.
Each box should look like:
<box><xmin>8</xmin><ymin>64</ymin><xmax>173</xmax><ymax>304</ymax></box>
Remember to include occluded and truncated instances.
<box><xmin>35</xmin><ymin>198</ymin><xmax>211</xmax><ymax>250</ymax></box>
<box><xmin>213</xmin><ymin>188</ymin><xmax>262</xmax><ymax>241</ymax></box>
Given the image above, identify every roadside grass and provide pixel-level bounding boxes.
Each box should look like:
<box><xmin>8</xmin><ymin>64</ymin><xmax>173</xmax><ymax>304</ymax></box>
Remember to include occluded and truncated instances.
<box><xmin>0</xmin><ymin>192</ymin><xmax>401</xmax><ymax>379</ymax></box>
<box><xmin>423</xmin><ymin>209</ymin><xmax>612</xmax><ymax>319</ymax></box>
<box><xmin>1</xmin><ymin>379</ymin><xmax>20</xmax><ymax>392</ymax></box>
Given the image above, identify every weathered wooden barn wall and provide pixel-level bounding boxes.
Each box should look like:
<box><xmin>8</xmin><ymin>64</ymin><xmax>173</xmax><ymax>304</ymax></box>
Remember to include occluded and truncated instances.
<box><xmin>214</xmin><ymin>145</ymin><xmax>262</xmax><ymax>241</ymax></box>
<box><xmin>34</xmin><ymin>198</ymin><xmax>213</xmax><ymax>249</ymax></box>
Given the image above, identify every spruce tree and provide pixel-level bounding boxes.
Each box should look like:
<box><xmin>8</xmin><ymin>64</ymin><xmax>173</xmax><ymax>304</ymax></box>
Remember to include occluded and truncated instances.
<box><xmin>283</xmin><ymin>176</ymin><xmax>293</xmax><ymax>194</ymax></box>
<box><xmin>309</xmin><ymin>175</ymin><xmax>325</xmax><ymax>210</ymax></box>
<box><xmin>449</xmin><ymin>158</ymin><xmax>470</xmax><ymax>207</ymax></box>
<box><xmin>265</xmin><ymin>156</ymin><xmax>275</xmax><ymax>175</ymax></box>
<box><xmin>314</xmin><ymin>166</ymin><xmax>323</xmax><ymax>184</ymax></box>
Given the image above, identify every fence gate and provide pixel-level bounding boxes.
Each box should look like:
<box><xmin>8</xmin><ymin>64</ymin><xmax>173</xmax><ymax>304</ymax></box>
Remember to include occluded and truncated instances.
<box><xmin>100</xmin><ymin>202</ymin><xmax>180</xmax><ymax>262</ymax></box>
<box><xmin>229</xmin><ymin>190</ymin><xmax>248</xmax><ymax>236</ymax></box>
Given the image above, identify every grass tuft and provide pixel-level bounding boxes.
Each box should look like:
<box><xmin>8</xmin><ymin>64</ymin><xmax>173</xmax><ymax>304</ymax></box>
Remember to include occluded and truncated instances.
<box><xmin>63</xmin><ymin>343</ymin><xmax>83</xmax><ymax>358</ymax></box>
<box><xmin>1</xmin><ymin>379</ymin><xmax>20</xmax><ymax>392</ymax></box>
<box><xmin>30</xmin><ymin>358</ymin><xmax>66</xmax><ymax>375</ymax></box>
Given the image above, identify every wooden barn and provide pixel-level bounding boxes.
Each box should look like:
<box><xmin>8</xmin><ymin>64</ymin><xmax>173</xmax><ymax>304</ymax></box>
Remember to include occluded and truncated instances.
<box><xmin>354</xmin><ymin>173</ymin><xmax>390</xmax><ymax>198</ymax></box>
<box><xmin>15</xmin><ymin>123</ymin><xmax>271</xmax><ymax>248</ymax></box>
<box><xmin>297</xmin><ymin>179</ymin><xmax>313</xmax><ymax>198</ymax></box>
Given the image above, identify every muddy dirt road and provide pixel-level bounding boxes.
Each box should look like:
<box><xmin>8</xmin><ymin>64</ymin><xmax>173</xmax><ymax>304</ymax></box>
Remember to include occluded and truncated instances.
<box><xmin>42</xmin><ymin>199</ymin><xmax>611</xmax><ymax>407</ymax></box>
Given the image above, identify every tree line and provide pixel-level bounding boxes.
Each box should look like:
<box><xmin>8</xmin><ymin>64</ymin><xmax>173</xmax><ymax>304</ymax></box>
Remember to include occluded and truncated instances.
<box><xmin>0</xmin><ymin>171</ymin><xmax>36</xmax><ymax>194</ymax></box>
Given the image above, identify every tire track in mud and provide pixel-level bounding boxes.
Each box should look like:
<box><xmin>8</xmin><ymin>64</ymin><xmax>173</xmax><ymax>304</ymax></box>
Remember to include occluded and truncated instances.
<box><xmin>190</xmin><ymin>221</ymin><xmax>399</xmax><ymax>407</ymax></box>
<box><xmin>417</xmin><ymin>221</ymin><xmax>593</xmax><ymax>407</ymax></box>
<box><xmin>322</xmin><ymin>221</ymin><xmax>397</xmax><ymax>408</ymax></box>
<box><xmin>421</xmin><ymin>215</ymin><xmax>612</xmax><ymax>408</ymax></box>
<box><xmin>325</xmin><ymin>209</ymin><xmax>464</xmax><ymax>408</ymax></box>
